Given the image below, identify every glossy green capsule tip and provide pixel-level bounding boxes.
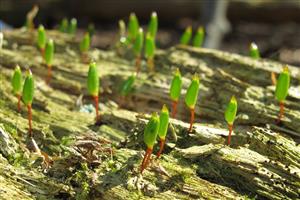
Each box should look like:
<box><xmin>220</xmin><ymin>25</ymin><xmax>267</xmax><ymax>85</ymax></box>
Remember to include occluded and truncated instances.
<box><xmin>158</xmin><ymin>105</ymin><xmax>169</xmax><ymax>140</ymax></box>
<box><xmin>133</xmin><ymin>28</ymin><xmax>144</xmax><ymax>56</ymax></box>
<box><xmin>45</xmin><ymin>39</ymin><xmax>54</xmax><ymax>66</ymax></box>
<box><xmin>128</xmin><ymin>13</ymin><xmax>139</xmax><ymax>42</ymax></box>
<box><xmin>145</xmin><ymin>34</ymin><xmax>155</xmax><ymax>59</ymax></box>
<box><xmin>80</xmin><ymin>33</ymin><xmax>91</xmax><ymax>53</ymax></box>
<box><xmin>87</xmin><ymin>62</ymin><xmax>99</xmax><ymax>97</ymax></box>
<box><xmin>144</xmin><ymin>112</ymin><xmax>160</xmax><ymax>148</ymax></box>
<box><xmin>12</xmin><ymin>65</ymin><xmax>23</xmax><ymax>95</ymax></box>
<box><xmin>180</xmin><ymin>26</ymin><xmax>192</xmax><ymax>45</ymax></box>
<box><xmin>192</xmin><ymin>27</ymin><xmax>204</xmax><ymax>47</ymax></box>
<box><xmin>68</xmin><ymin>18</ymin><xmax>77</xmax><ymax>35</ymax></box>
<box><xmin>120</xmin><ymin>74</ymin><xmax>136</xmax><ymax>96</ymax></box>
<box><xmin>249</xmin><ymin>42</ymin><xmax>260</xmax><ymax>59</ymax></box>
<box><xmin>185</xmin><ymin>74</ymin><xmax>200</xmax><ymax>109</ymax></box>
<box><xmin>37</xmin><ymin>25</ymin><xmax>46</xmax><ymax>50</ymax></box>
<box><xmin>148</xmin><ymin>12</ymin><xmax>158</xmax><ymax>38</ymax></box>
<box><xmin>225</xmin><ymin>96</ymin><xmax>238</xmax><ymax>125</ymax></box>
<box><xmin>275</xmin><ymin>66</ymin><xmax>290</xmax><ymax>102</ymax></box>
<box><xmin>170</xmin><ymin>68</ymin><xmax>182</xmax><ymax>102</ymax></box>
<box><xmin>22</xmin><ymin>69</ymin><xmax>34</xmax><ymax>106</ymax></box>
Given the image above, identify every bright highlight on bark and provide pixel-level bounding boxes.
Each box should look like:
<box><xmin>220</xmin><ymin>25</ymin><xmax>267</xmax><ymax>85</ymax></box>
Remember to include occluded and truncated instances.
<box><xmin>185</xmin><ymin>74</ymin><xmax>200</xmax><ymax>132</ymax></box>
<box><xmin>156</xmin><ymin>105</ymin><xmax>169</xmax><ymax>158</ymax></box>
<box><xmin>22</xmin><ymin>69</ymin><xmax>34</xmax><ymax>137</ymax></box>
<box><xmin>180</xmin><ymin>26</ymin><xmax>192</xmax><ymax>45</ymax></box>
<box><xmin>141</xmin><ymin>112</ymin><xmax>160</xmax><ymax>174</ymax></box>
<box><xmin>170</xmin><ymin>68</ymin><xmax>182</xmax><ymax>118</ymax></box>
<box><xmin>192</xmin><ymin>27</ymin><xmax>204</xmax><ymax>47</ymax></box>
<box><xmin>249</xmin><ymin>42</ymin><xmax>260</xmax><ymax>59</ymax></box>
<box><xmin>45</xmin><ymin>39</ymin><xmax>55</xmax><ymax>84</ymax></box>
<box><xmin>12</xmin><ymin>65</ymin><xmax>23</xmax><ymax>112</ymax></box>
<box><xmin>275</xmin><ymin>66</ymin><xmax>290</xmax><ymax>123</ymax></box>
<box><xmin>133</xmin><ymin>28</ymin><xmax>144</xmax><ymax>74</ymax></box>
<box><xmin>224</xmin><ymin>96</ymin><xmax>237</xmax><ymax>146</ymax></box>
<box><xmin>145</xmin><ymin>34</ymin><xmax>156</xmax><ymax>72</ymax></box>
<box><xmin>128</xmin><ymin>13</ymin><xmax>139</xmax><ymax>43</ymax></box>
<box><xmin>87</xmin><ymin>62</ymin><xmax>100</xmax><ymax>122</ymax></box>
<box><xmin>37</xmin><ymin>25</ymin><xmax>46</xmax><ymax>57</ymax></box>
<box><xmin>148</xmin><ymin>12</ymin><xmax>158</xmax><ymax>38</ymax></box>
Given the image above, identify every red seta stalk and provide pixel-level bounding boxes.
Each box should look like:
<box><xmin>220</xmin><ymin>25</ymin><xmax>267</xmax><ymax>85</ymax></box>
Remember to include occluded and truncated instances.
<box><xmin>188</xmin><ymin>108</ymin><xmax>195</xmax><ymax>132</ymax></box>
<box><xmin>41</xmin><ymin>48</ymin><xmax>45</xmax><ymax>59</ymax></box>
<box><xmin>135</xmin><ymin>55</ymin><xmax>141</xmax><ymax>75</ymax></box>
<box><xmin>156</xmin><ymin>139</ymin><xmax>165</xmax><ymax>158</ymax></box>
<box><xmin>227</xmin><ymin>124</ymin><xmax>233</xmax><ymax>146</ymax></box>
<box><xmin>171</xmin><ymin>100</ymin><xmax>178</xmax><ymax>118</ymax></box>
<box><xmin>27</xmin><ymin>104</ymin><xmax>32</xmax><ymax>137</ymax></box>
<box><xmin>46</xmin><ymin>65</ymin><xmax>52</xmax><ymax>84</ymax></box>
<box><xmin>93</xmin><ymin>95</ymin><xmax>99</xmax><ymax>121</ymax></box>
<box><xmin>17</xmin><ymin>94</ymin><xmax>21</xmax><ymax>112</ymax></box>
<box><xmin>140</xmin><ymin>147</ymin><xmax>153</xmax><ymax>174</ymax></box>
<box><xmin>277</xmin><ymin>101</ymin><xmax>284</xmax><ymax>123</ymax></box>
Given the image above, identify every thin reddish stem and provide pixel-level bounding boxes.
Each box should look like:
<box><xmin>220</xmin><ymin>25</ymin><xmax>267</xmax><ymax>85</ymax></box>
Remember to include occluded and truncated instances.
<box><xmin>277</xmin><ymin>101</ymin><xmax>285</xmax><ymax>123</ymax></box>
<box><xmin>140</xmin><ymin>147</ymin><xmax>152</xmax><ymax>174</ymax></box>
<box><xmin>93</xmin><ymin>95</ymin><xmax>99</xmax><ymax>121</ymax></box>
<box><xmin>227</xmin><ymin>124</ymin><xmax>233</xmax><ymax>146</ymax></box>
<box><xmin>147</xmin><ymin>58</ymin><xmax>154</xmax><ymax>72</ymax></box>
<box><xmin>188</xmin><ymin>108</ymin><xmax>195</xmax><ymax>132</ymax></box>
<box><xmin>156</xmin><ymin>139</ymin><xmax>165</xmax><ymax>159</ymax></box>
<box><xmin>41</xmin><ymin>48</ymin><xmax>45</xmax><ymax>59</ymax></box>
<box><xmin>17</xmin><ymin>94</ymin><xmax>21</xmax><ymax>112</ymax></box>
<box><xmin>46</xmin><ymin>65</ymin><xmax>52</xmax><ymax>84</ymax></box>
<box><xmin>27</xmin><ymin>104</ymin><xmax>32</xmax><ymax>137</ymax></box>
<box><xmin>135</xmin><ymin>55</ymin><xmax>141</xmax><ymax>75</ymax></box>
<box><xmin>171</xmin><ymin>100</ymin><xmax>178</xmax><ymax>118</ymax></box>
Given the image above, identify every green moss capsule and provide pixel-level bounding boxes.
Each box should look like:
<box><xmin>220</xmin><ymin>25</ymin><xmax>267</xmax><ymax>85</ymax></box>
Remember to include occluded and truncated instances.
<box><xmin>88</xmin><ymin>23</ymin><xmax>95</xmax><ymax>38</ymax></box>
<box><xmin>180</xmin><ymin>26</ymin><xmax>192</xmax><ymax>45</ymax></box>
<box><xmin>80</xmin><ymin>33</ymin><xmax>91</xmax><ymax>53</ymax></box>
<box><xmin>158</xmin><ymin>105</ymin><xmax>169</xmax><ymax>140</ymax></box>
<box><xmin>59</xmin><ymin>18</ymin><xmax>69</xmax><ymax>33</ymax></box>
<box><xmin>249</xmin><ymin>42</ymin><xmax>260</xmax><ymax>59</ymax></box>
<box><xmin>185</xmin><ymin>74</ymin><xmax>200</xmax><ymax>109</ymax></box>
<box><xmin>37</xmin><ymin>25</ymin><xmax>46</xmax><ymax>50</ymax></box>
<box><xmin>12</xmin><ymin>65</ymin><xmax>23</xmax><ymax>95</ymax></box>
<box><xmin>120</xmin><ymin>74</ymin><xmax>136</xmax><ymax>96</ymax></box>
<box><xmin>148</xmin><ymin>12</ymin><xmax>158</xmax><ymax>38</ymax></box>
<box><xmin>128</xmin><ymin>13</ymin><xmax>139</xmax><ymax>42</ymax></box>
<box><xmin>144</xmin><ymin>112</ymin><xmax>160</xmax><ymax>148</ymax></box>
<box><xmin>170</xmin><ymin>68</ymin><xmax>182</xmax><ymax>102</ymax></box>
<box><xmin>192</xmin><ymin>27</ymin><xmax>204</xmax><ymax>47</ymax></box>
<box><xmin>87</xmin><ymin>62</ymin><xmax>99</xmax><ymax>97</ymax></box>
<box><xmin>225</xmin><ymin>96</ymin><xmax>237</xmax><ymax>125</ymax></box>
<box><xmin>275</xmin><ymin>66</ymin><xmax>290</xmax><ymax>102</ymax></box>
<box><xmin>133</xmin><ymin>28</ymin><xmax>144</xmax><ymax>56</ymax></box>
<box><xmin>45</xmin><ymin>39</ymin><xmax>54</xmax><ymax>66</ymax></box>
<box><xmin>145</xmin><ymin>34</ymin><xmax>155</xmax><ymax>59</ymax></box>
<box><xmin>68</xmin><ymin>18</ymin><xmax>77</xmax><ymax>35</ymax></box>
<box><xmin>22</xmin><ymin>70</ymin><xmax>34</xmax><ymax>106</ymax></box>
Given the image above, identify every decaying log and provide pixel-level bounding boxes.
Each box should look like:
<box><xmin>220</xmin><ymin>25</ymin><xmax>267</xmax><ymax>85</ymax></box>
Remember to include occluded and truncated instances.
<box><xmin>0</xmin><ymin>29</ymin><xmax>299</xmax><ymax>199</ymax></box>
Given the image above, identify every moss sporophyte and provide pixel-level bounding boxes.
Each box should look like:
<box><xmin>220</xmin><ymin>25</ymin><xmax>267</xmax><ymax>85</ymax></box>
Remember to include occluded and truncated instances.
<box><xmin>224</xmin><ymin>96</ymin><xmax>237</xmax><ymax>146</ymax></box>
<box><xmin>180</xmin><ymin>26</ymin><xmax>192</xmax><ymax>45</ymax></box>
<box><xmin>141</xmin><ymin>112</ymin><xmax>160</xmax><ymax>174</ymax></box>
<box><xmin>185</xmin><ymin>74</ymin><xmax>200</xmax><ymax>132</ymax></box>
<box><xmin>120</xmin><ymin>74</ymin><xmax>136</xmax><ymax>97</ymax></box>
<box><xmin>156</xmin><ymin>105</ymin><xmax>169</xmax><ymax>158</ymax></box>
<box><xmin>128</xmin><ymin>13</ymin><xmax>139</xmax><ymax>43</ymax></box>
<box><xmin>45</xmin><ymin>39</ymin><xmax>55</xmax><ymax>84</ymax></box>
<box><xmin>37</xmin><ymin>25</ymin><xmax>46</xmax><ymax>57</ymax></box>
<box><xmin>12</xmin><ymin>65</ymin><xmax>23</xmax><ymax>112</ymax></box>
<box><xmin>249</xmin><ymin>42</ymin><xmax>260</xmax><ymax>59</ymax></box>
<box><xmin>133</xmin><ymin>28</ymin><xmax>144</xmax><ymax>74</ymax></box>
<box><xmin>87</xmin><ymin>62</ymin><xmax>100</xmax><ymax>122</ymax></box>
<box><xmin>275</xmin><ymin>66</ymin><xmax>290</xmax><ymax>123</ymax></box>
<box><xmin>22</xmin><ymin>69</ymin><xmax>34</xmax><ymax>137</ymax></box>
<box><xmin>148</xmin><ymin>12</ymin><xmax>158</xmax><ymax>39</ymax></box>
<box><xmin>80</xmin><ymin>32</ymin><xmax>91</xmax><ymax>62</ymax></box>
<box><xmin>68</xmin><ymin>18</ymin><xmax>77</xmax><ymax>35</ymax></box>
<box><xmin>192</xmin><ymin>27</ymin><xmax>204</xmax><ymax>47</ymax></box>
<box><xmin>59</xmin><ymin>18</ymin><xmax>69</xmax><ymax>33</ymax></box>
<box><xmin>145</xmin><ymin>33</ymin><xmax>156</xmax><ymax>72</ymax></box>
<box><xmin>170</xmin><ymin>68</ymin><xmax>182</xmax><ymax>118</ymax></box>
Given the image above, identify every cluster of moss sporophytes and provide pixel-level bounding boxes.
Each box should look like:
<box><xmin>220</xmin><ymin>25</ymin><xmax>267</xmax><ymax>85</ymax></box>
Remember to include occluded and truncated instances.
<box><xmin>180</xmin><ymin>26</ymin><xmax>205</xmax><ymax>47</ymax></box>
